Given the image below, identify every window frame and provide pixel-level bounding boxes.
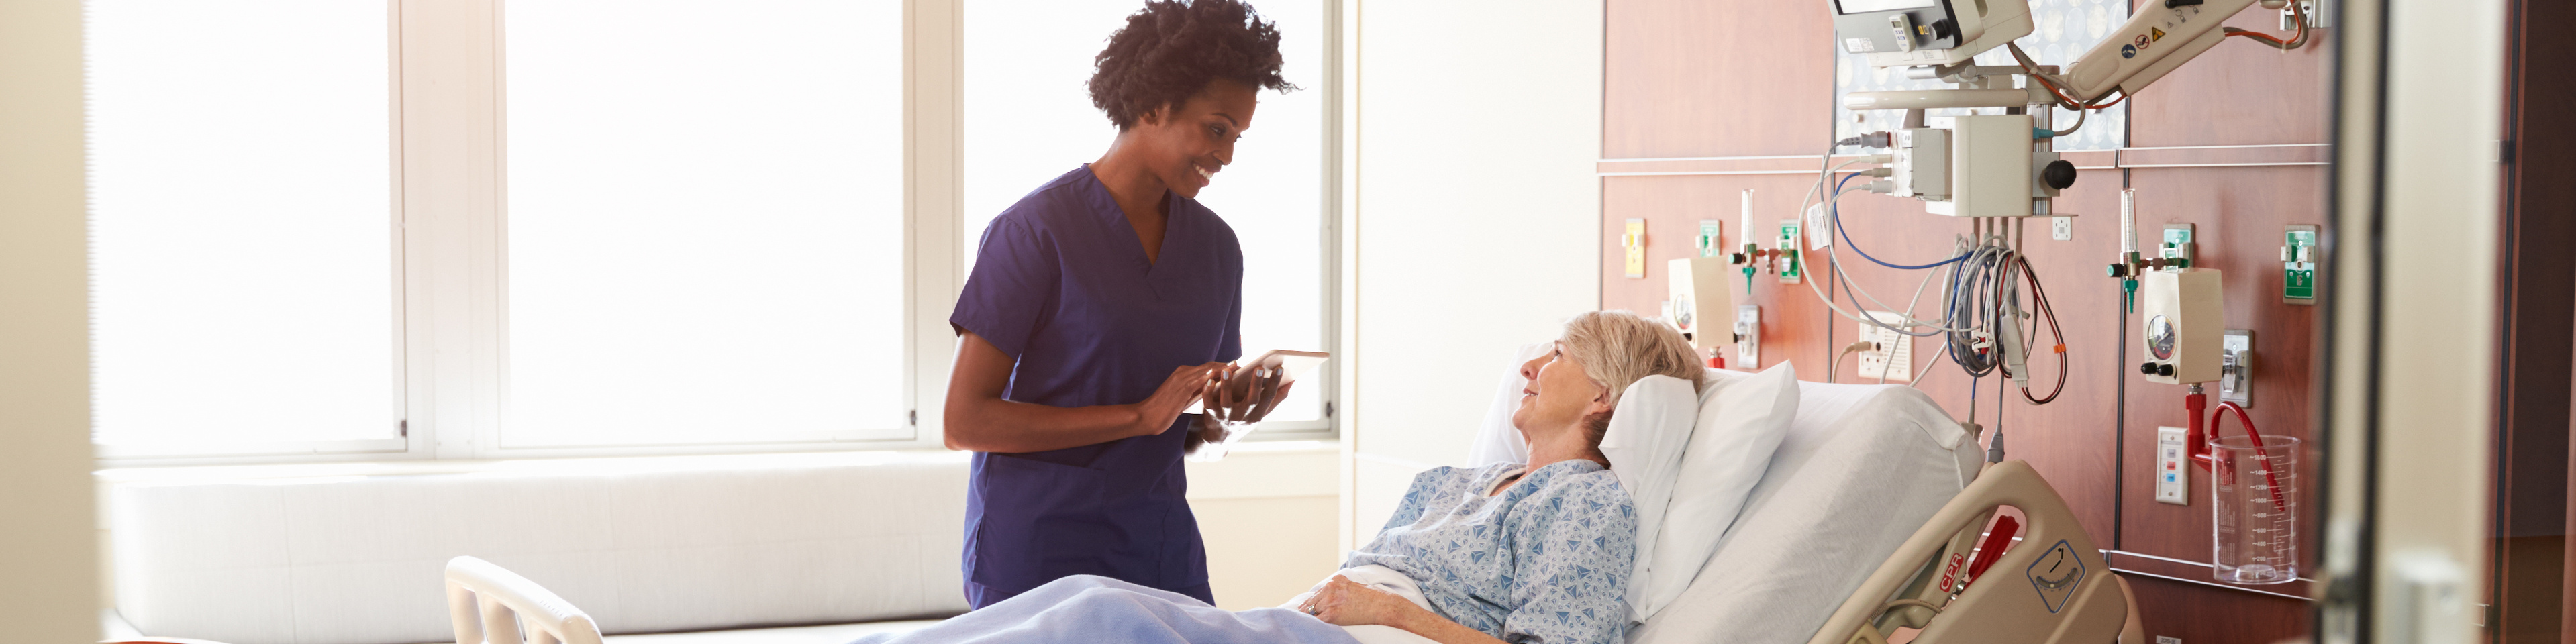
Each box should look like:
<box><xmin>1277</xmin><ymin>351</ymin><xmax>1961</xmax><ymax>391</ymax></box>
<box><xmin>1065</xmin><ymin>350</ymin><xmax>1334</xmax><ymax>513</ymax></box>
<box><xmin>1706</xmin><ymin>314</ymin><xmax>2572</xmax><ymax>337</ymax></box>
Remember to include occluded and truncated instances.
<box><xmin>93</xmin><ymin>0</ymin><xmax>1340</xmax><ymax>468</ymax></box>
<box><xmin>84</xmin><ymin>0</ymin><xmax>413</xmax><ymax>464</ymax></box>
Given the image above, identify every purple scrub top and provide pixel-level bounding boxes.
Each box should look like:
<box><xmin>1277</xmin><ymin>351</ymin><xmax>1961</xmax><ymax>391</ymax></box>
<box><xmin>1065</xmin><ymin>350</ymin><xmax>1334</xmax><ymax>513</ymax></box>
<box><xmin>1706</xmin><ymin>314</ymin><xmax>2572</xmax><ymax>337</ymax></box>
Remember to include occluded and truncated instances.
<box><xmin>948</xmin><ymin>166</ymin><xmax>1242</xmax><ymax>608</ymax></box>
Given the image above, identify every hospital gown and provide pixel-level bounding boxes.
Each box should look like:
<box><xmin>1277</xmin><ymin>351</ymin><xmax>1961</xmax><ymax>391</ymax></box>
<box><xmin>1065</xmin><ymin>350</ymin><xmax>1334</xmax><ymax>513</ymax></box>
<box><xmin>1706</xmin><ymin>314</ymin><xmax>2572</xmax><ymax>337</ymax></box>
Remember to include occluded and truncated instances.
<box><xmin>1343</xmin><ymin>460</ymin><xmax>1636</xmax><ymax>644</ymax></box>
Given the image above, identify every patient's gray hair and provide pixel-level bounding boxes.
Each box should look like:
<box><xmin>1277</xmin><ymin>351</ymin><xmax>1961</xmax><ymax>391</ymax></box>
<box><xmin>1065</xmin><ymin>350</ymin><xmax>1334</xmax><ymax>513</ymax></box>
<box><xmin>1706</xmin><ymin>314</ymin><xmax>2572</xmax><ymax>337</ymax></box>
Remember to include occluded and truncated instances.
<box><xmin>1560</xmin><ymin>311</ymin><xmax>1704</xmax><ymax>446</ymax></box>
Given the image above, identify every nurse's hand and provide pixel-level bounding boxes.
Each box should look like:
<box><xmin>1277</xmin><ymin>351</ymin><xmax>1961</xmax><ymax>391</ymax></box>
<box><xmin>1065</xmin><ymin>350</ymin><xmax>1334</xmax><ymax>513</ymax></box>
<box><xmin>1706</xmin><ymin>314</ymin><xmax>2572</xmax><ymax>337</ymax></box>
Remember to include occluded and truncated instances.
<box><xmin>1205</xmin><ymin>366</ymin><xmax>1295</xmax><ymax>425</ymax></box>
<box><xmin>1132</xmin><ymin>362</ymin><xmax>1226</xmax><ymax>439</ymax></box>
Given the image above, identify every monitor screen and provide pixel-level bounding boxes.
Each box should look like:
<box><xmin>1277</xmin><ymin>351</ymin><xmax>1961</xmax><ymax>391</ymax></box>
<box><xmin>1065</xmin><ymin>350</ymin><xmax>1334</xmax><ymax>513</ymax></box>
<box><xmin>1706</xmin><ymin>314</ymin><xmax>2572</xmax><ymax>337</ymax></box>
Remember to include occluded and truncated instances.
<box><xmin>1836</xmin><ymin>0</ymin><xmax>1938</xmax><ymax>14</ymax></box>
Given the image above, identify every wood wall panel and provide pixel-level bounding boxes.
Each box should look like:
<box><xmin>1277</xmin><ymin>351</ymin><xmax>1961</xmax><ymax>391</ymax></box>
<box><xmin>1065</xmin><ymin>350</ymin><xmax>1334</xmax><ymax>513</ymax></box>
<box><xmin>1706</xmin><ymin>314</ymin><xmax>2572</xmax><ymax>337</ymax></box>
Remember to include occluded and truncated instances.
<box><xmin>2124</xmin><ymin>575</ymin><xmax>2311</xmax><ymax>644</ymax></box>
<box><xmin>2116</xmin><ymin>165</ymin><xmax>2326</xmax><ymax>573</ymax></box>
<box><xmin>2495</xmin><ymin>0</ymin><xmax>2576</xmax><ymax>639</ymax></box>
<box><xmin>1604</xmin><ymin>0</ymin><xmax>2334</xmax><ymax>637</ymax></box>
<box><xmin>1602</xmin><ymin>0</ymin><xmax>1831</xmax><ymax>158</ymax></box>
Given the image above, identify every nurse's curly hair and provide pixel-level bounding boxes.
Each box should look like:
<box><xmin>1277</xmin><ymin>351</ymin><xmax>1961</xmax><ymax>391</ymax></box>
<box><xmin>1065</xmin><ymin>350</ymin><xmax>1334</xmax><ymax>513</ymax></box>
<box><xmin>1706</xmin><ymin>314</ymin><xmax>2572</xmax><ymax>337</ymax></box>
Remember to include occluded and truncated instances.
<box><xmin>1088</xmin><ymin>0</ymin><xmax>1295</xmax><ymax>130</ymax></box>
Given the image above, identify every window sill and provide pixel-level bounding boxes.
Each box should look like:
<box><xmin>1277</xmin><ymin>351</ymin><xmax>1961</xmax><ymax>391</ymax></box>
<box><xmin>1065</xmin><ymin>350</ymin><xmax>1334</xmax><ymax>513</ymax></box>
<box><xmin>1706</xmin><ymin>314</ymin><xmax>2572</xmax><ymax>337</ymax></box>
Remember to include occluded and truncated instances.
<box><xmin>95</xmin><ymin>440</ymin><xmax>1343</xmax><ymax>501</ymax></box>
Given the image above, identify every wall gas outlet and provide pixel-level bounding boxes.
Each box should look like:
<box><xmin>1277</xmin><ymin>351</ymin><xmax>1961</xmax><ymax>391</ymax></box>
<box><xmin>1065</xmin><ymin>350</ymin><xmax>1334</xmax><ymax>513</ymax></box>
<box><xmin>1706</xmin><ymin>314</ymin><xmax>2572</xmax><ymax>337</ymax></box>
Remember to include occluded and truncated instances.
<box><xmin>1622</xmin><ymin>218</ymin><xmax>1648</xmax><ymax>278</ymax></box>
<box><xmin>1854</xmin><ymin>311</ymin><xmax>1913</xmax><ymax>382</ymax></box>
<box><xmin>2282</xmin><ymin>225</ymin><xmax>2318</xmax><ymax>305</ymax></box>
<box><xmin>2160</xmin><ymin>223</ymin><xmax>2196</xmax><ymax>266</ymax></box>
<box><xmin>2051</xmin><ymin>215</ymin><xmax>2072</xmax><ymax>241</ymax></box>
<box><xmin>2220</xmin><ymin>329</ymin><xmax>2254</xmax><ymax>407</ymax></box>
<box><xmin>1694</xmin><ymin>219</ymin><xmax>1724</xmax><ymax>258</ymax></box>
<box><xmin>2156</xmin><ymin>426</ymin><xmax>2190</xmax><ymax>505</ymax></box>
<box><xmin>1775</xmin><ymin>220</ymin><xmax>1803</xmax><ymax>284</ymax></box>
<box><xmin>1734</xmin><ymin>305</ymin><xmax>1762</xmax><ymax>370</ymax></box>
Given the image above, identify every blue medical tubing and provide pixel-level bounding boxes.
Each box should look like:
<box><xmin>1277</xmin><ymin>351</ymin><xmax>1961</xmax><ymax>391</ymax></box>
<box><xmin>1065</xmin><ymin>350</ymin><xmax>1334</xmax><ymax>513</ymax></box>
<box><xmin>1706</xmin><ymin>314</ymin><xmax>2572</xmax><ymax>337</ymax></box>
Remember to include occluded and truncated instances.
<box><xmin>1830</xmin><ymin>174</ymin><xmax>1969</xmax><ymax>270</ymax></box>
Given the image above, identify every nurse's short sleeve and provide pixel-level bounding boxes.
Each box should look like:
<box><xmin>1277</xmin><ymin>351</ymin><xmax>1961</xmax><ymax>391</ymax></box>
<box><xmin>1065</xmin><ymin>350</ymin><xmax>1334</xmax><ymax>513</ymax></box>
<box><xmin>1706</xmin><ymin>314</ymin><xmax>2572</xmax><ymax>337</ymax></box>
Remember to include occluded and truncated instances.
<box><xmin>1220</xmin><ymin>285</ymin><xmax>1242</xmax><ymax>363</ymax></box>
<box><xmin>950</xmin><ymin>217</ymin><xmax>1060</xmax><ymax>359</ymax></box>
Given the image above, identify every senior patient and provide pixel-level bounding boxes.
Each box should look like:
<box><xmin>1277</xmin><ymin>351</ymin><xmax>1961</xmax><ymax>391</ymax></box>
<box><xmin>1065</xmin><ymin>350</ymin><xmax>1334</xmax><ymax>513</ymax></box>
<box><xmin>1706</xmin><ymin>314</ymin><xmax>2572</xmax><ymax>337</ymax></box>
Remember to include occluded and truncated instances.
<box><xmin>856</xmin><ymin>311</ymin><xmax>1702</xmax><ymax>644</ymax></box>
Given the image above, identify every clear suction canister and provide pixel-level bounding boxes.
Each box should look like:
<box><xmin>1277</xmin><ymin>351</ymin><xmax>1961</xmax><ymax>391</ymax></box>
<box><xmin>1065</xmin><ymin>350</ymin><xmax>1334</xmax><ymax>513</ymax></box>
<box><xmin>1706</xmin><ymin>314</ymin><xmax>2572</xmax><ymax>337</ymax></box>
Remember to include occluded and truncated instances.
<box><xmin>2210</xmin><ymin>435</ymin><xmax>2299</xmax><ymax>584</ymax></box>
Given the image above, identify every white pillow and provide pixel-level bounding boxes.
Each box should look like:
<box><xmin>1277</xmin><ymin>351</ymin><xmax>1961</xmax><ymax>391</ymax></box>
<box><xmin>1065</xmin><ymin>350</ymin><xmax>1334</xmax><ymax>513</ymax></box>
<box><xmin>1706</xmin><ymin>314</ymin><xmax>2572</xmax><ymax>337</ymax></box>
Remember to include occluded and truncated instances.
<box><xmin>1630</xmin><ymin>361</ymin><xmax>1799</xmax><ymax>622</ymax></box>
<box><xmin>1594</xmin><ymin>374</ymin><xmax>1702</xmax><ymax>622</ymax></box>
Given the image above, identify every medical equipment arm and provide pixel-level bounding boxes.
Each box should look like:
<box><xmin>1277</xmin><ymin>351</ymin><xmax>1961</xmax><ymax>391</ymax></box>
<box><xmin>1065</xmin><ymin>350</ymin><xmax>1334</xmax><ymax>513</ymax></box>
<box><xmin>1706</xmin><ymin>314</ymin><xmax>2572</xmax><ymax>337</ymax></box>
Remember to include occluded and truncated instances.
<box><xmin>2056</xmin><ymin>0</ymin><xmax>2287</xmax><ymax>103</ymax></box>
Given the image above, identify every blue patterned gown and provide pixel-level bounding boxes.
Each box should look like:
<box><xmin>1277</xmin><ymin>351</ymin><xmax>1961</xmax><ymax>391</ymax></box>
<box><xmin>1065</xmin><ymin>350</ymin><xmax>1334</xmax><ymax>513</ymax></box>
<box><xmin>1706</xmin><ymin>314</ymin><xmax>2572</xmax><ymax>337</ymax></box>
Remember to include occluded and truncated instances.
<box><xmin>1344</xmin><ymin>460</ymin><xmax>1636</xmax><ymax>644</ymax></box>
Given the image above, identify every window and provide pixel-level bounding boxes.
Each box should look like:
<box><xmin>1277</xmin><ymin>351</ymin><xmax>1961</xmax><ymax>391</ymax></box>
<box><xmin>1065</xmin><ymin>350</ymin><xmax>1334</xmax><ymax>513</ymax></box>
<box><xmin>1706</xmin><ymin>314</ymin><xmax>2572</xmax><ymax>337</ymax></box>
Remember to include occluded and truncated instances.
<box><xmin>87</xmin><ymin>0</ymin><xmax>1338</xmax><ymax>465</ymax></box>
<box><xmin>964</xmin><ymin>0</ymin><xmax>1333</xmax><ymax>431</ymax></box>
<box><xmin>87</xmin><ymin>0</ymin><xmax>401</xmax><ymax>457</ymax></box>
<box><xmin>500</xmin><ymin>0</ymin><xmax>909</xmax><ymax>447</ymax></box>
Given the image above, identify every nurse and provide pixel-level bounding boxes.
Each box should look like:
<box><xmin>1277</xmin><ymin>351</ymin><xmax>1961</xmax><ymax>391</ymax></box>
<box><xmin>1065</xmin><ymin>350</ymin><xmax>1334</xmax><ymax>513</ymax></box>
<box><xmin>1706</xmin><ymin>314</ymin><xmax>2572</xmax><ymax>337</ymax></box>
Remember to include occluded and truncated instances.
<box><xmin>942</xmin><ymin>0</ymin><xmax>1297</xmax><ymax>610</ymax></box>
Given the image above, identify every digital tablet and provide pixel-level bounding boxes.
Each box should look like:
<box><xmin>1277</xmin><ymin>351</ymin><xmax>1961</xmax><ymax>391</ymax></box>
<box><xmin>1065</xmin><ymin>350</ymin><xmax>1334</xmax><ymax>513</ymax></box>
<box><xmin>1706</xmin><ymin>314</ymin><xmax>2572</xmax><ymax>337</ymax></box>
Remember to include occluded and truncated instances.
<box><xmin>1185</xmin><ymin>350</ymin><xmax>1330</xmax><ymax>463</ymax></box>
<box><xmin>1238</xmin><ymin>349</ymin><xmax>1330</xmax><ymax>385</ymax></box>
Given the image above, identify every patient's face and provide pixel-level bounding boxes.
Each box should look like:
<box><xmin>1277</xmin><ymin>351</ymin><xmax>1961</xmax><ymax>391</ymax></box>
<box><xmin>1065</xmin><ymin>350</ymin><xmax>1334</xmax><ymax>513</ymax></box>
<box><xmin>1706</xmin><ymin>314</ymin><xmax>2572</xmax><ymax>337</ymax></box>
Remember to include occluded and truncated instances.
<box><xmin>1512</xmin><ymin>342</ymin><xmax>1604</xmax><ymax>438</ymax></box>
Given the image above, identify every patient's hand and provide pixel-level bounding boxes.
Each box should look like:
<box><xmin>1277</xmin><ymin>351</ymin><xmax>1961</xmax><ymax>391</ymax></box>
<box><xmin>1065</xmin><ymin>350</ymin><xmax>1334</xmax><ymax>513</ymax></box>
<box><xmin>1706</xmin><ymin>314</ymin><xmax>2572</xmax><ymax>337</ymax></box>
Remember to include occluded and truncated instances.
<box><xmin>1303</xmin><ymin>575</ymin><xmax>1419</xmax><ymax>628</ymax></box>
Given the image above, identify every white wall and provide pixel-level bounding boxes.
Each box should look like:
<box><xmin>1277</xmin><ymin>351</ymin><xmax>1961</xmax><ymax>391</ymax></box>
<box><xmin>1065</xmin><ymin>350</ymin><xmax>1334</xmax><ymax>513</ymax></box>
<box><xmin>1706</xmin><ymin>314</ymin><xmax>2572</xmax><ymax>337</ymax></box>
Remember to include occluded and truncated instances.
<box><xmin>1185</xmin><ymin>447</ymin><xmax>1341</xmax><ymax>610</ymax></box>
<box><xmin>0</xmin><ymin>0</ymin><xmax>105</xmax><ymax>640</ymax></box>
<box><xmin>1337</xmin><ymin>0</ymin><xmax>1605</xmax><ymax>547</ymax></box>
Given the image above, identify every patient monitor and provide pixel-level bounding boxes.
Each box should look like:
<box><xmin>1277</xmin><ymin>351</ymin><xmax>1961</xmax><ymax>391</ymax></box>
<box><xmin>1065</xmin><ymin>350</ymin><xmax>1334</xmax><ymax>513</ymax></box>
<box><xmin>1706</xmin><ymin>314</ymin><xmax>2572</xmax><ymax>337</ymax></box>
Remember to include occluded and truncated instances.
<box><xmin>1830</xmin><ymin>0</ymin><xmax>2032</xmax><ymax>68</ymax></box>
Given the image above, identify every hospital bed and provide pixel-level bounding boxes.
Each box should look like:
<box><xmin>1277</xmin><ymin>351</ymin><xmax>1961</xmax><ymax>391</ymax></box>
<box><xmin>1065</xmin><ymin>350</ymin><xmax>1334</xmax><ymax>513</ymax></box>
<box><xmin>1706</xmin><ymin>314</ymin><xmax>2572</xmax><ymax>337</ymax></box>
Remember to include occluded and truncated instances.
<box><xmin>430</xmin><ymin>375</ymin><xmax>2135</xmax><ymax>644</ymax></box>
<box><xmin>1648</xmin><ymin>376</ymin><xmax>2137</xmax><ymax>644</ymax></box>
<box><xmin>1403</xmin><ymin>368</ymin><xmax>2140</xmax><ymax>644</ymax></box>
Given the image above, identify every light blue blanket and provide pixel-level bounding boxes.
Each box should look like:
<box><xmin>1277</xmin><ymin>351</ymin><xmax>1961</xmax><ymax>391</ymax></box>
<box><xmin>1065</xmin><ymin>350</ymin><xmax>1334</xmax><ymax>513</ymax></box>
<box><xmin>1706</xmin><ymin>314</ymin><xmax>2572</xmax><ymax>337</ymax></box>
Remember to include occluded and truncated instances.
<box><xmin>850</xmin><ymin>576</ymin><xmax>1363</xmax><ymax>644</ymax></box>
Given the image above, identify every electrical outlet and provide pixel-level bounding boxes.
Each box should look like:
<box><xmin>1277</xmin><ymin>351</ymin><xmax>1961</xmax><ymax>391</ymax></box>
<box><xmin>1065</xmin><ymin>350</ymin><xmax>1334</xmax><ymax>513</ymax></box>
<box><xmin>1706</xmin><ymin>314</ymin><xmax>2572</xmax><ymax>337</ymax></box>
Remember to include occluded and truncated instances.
<box><xmin>2051</xmin><ymin>215</ymin><xmax>2072</xmax><ymax>241</ymax></box>
<box><xmin>2220</xmin><ymin>329</ymin><xmax>2254</xmax><ymax>407</ymax></box>
<box><xmin>1855</xmin><ymin>311</ymin><xmax>1912</xmax><ymax>382</ymax></box>
<box><xmin>2156</xmin><ymin>637</ymin><xmax>2183</xmax><ymax>644</ymax></box>
<box><xmin>2156</xmin><ymin>426</ymin><xmax>2189</xmax><ymax>505</ymax></box>
<box><xmin>1733</xmin><ymin>305</ymin><xmax>1761</xmax><ymax>370</ymax></box>
<box><xmin>1804</xmin><ymin>203</ymin><xmax>1832</xmax><ymax>250</ymax></box>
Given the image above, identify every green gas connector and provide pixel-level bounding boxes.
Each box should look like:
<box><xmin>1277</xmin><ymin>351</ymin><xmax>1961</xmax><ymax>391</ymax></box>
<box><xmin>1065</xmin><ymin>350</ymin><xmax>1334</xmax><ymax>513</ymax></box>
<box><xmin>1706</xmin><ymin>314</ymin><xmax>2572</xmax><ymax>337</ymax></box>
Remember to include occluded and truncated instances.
<box><xmin>2122</xmin><ymin>278</ymin><xmax>2139</xmax><ymax>313</ymax></box>
<box><xmin>1742</xmin><ymin>266</ymin><xmax>1756</xmax><ymax>294</ymax></box>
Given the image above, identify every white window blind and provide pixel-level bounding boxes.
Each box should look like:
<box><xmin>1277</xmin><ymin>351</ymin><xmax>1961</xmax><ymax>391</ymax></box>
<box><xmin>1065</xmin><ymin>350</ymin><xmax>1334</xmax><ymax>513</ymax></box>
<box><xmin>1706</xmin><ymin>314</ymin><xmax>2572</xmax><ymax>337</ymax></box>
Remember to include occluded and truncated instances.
<box><xmin>964</xmin><ymin>0</ymin><xmax>1327</xmax><ymax>423</ymax></box>
<box><xmin>502</xmin><ymin>0</ymin><xmax>910</xmax><ymax>447</ymax></box>
<box><xmin>87</xmin><ymin>0</ymin><xmax>401</xmax><ymax>453</ymax></box>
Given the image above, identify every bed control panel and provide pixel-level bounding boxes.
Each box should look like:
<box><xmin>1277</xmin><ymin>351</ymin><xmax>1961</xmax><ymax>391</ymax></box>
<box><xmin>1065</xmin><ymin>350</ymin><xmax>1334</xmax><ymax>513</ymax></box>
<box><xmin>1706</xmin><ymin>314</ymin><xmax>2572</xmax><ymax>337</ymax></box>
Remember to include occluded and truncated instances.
<box><xmin>2156</xmin><ymin>426</ymin><xmax>2189</xmax><ymax>505</ymax></box>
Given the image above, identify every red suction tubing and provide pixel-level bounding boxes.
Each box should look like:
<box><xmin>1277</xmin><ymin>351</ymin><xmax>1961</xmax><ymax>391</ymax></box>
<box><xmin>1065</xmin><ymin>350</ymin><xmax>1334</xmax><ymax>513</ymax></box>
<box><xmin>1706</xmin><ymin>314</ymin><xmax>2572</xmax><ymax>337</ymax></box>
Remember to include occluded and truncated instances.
<box><xmin>2187</xmin><ymin>394</ymin><xmax>2288</xmax><ymax>513</ymax></box>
